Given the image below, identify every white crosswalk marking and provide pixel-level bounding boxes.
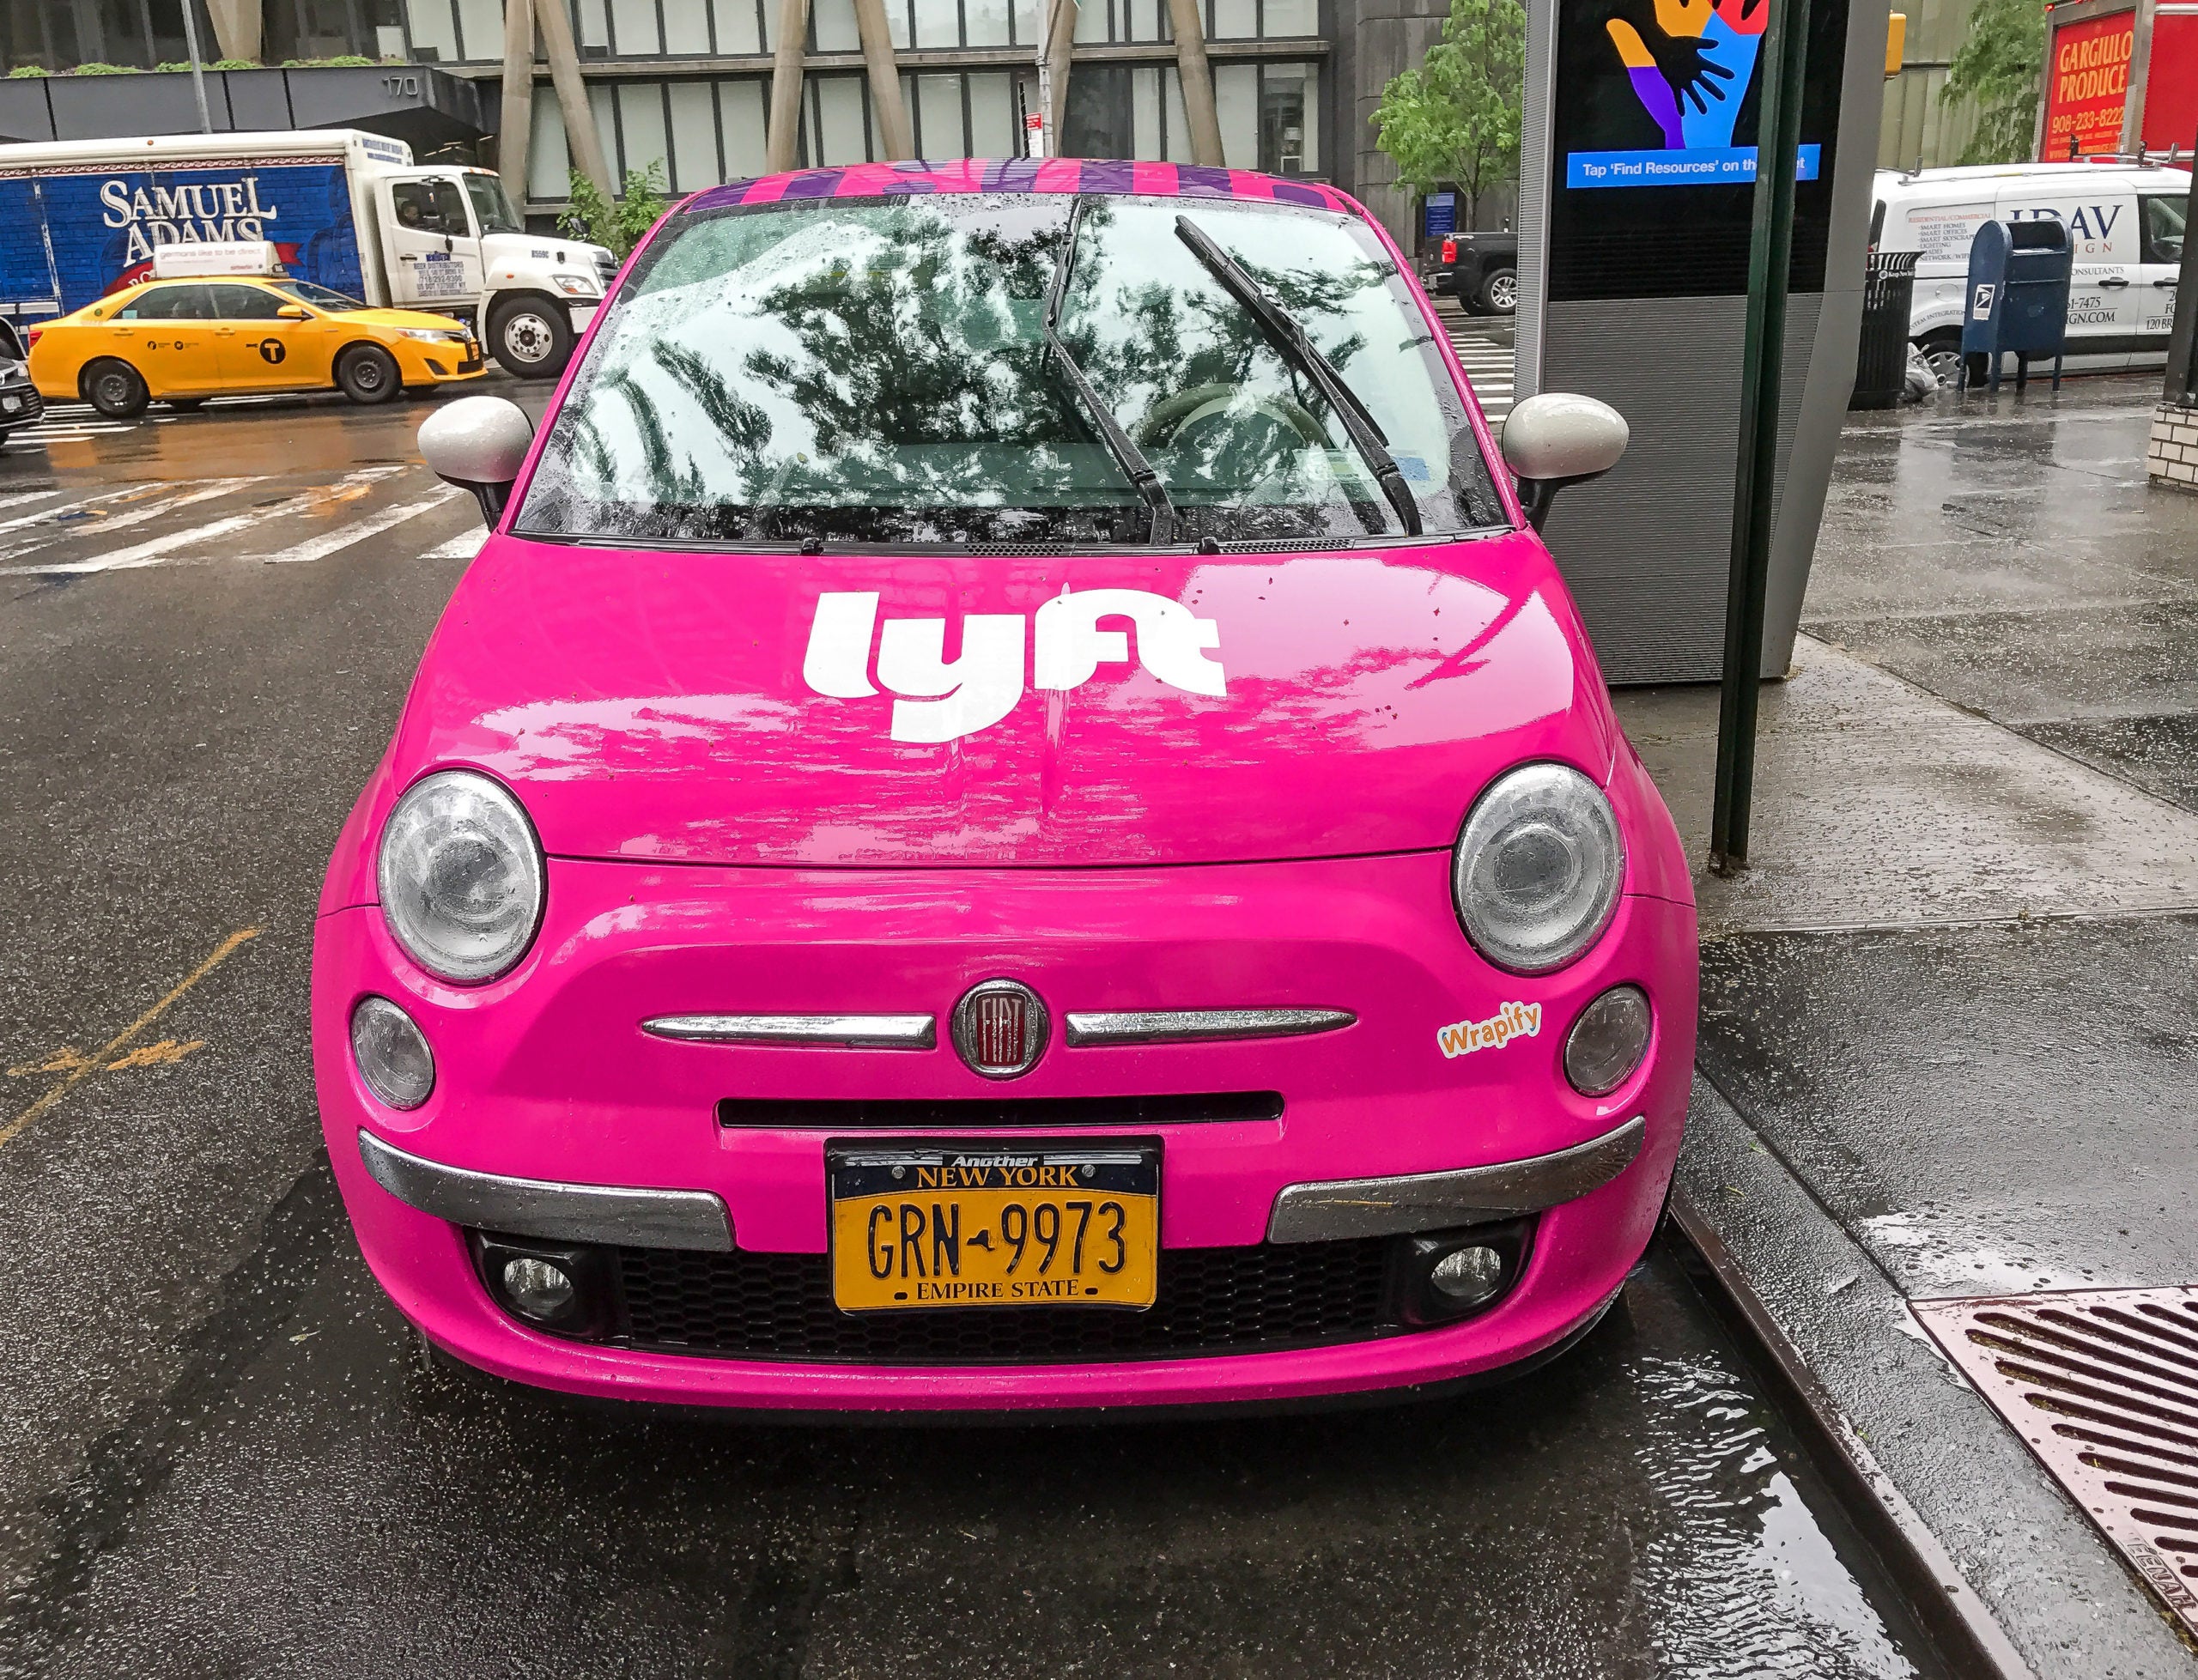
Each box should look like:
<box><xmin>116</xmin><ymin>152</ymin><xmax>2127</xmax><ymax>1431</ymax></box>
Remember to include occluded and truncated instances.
<box><xmin>0</xmin><ymin>482</ymin><xmax>169</xmax><ymax>537</ymax></box>
<box><xmin>0</xmin><ymin>479</ymin><xmax>248</xmax><ymax>561</ymax></box>
<box><xmin>256</xmin><ymin>487</ymin><xmax>465</xmax><ymax>565</ymax></box>
<box><xmin>0</xmin><ymin>512</ymin><xmax>259</xmax><ymax>577</ymax></box>
<box><xmin>421</xmin><ymin>529</ymin><xmax>485</xmax><ymax>561</ymax></box>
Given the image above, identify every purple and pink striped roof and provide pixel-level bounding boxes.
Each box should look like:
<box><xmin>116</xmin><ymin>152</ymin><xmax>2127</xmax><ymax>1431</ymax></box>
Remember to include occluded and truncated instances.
<box><xmin>681</xmin><ymin>158</ymin><xmax>1353</xmax><ymax>215</ymax></box>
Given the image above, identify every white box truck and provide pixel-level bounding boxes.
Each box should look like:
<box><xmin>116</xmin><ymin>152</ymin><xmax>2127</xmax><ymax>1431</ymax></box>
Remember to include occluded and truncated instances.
<box><xmin>0</xmin><ymin>128</ymin><xmax>616</xmax><ymax>379</ymax></box>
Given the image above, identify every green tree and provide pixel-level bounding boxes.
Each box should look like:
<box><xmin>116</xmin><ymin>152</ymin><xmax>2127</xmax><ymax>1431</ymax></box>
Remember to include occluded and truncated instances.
<box><xmin>559</xmin><ymin>160</ymin><xmax>671</xmax><ymax>258</ymax></box>
<box><xmin>1374</xmin><ymin>0</ymin><xmax>1526</xmax><ymax>227</ymax></box>
<box><xmin>1942</xmin><ymin>0</ymin><xmax>2045</xmax><ymax>164</ymax></box>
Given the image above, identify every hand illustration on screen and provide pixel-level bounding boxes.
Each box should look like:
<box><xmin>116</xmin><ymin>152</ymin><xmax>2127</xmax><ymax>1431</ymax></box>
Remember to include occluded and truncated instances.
<box><xmin>1602</xmin><ymin>0</ymin><xmax>1764</xmax><ymax>150</ymax></box>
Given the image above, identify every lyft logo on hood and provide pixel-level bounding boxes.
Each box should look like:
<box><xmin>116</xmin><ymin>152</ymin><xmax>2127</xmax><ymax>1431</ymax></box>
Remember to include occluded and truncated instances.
<box><xmin>803</xmin><ymin>589</ymin><xmax>1226</xmax><ymax>743</ymax></box>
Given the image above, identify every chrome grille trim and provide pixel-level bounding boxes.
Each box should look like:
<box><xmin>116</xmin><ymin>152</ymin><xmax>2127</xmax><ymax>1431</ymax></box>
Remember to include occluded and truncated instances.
<box><xmin>1063</xmin><ymin>1008</ymin><xmax>1357</xmax><ymax>1047</ymax></box>
<box><xmin>358</xmin><ymin>1130</ymin><xmax>734</xmax><ymax>1252</ymax></box>
<box><xmin>1266</xmin><ymin>1116</ymin><xmax>1647</xmax><ymax>1242</ymax></box>
<box><xmin>641</xmin><ymin>1014</ymin><xmax>936</xmax><ymax>1050</ymax></box>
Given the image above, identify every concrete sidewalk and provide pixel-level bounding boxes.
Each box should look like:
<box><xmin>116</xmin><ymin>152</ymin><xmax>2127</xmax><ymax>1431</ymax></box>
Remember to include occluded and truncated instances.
<box><xmin>1613</xmin><ymin>377</ymin><xmax>2198</xmax><ymax>1677</ymax></box>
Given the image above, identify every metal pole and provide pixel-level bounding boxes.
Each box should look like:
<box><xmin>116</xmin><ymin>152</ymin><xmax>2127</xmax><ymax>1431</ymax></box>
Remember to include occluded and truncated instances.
<box><xmin>1709</xmin><ymin>0</ymin><xmax>1812</xmax><ymax>874</ymax></box>
<box><xmin>179</xmin><ymin>0</ymin><xmax>213</xmax><ymax>135</ymax></box>
<box><xmin>2167</xmin><ymin>127</ymin><xmax>2198</xmax><ymax>407</ymax></box>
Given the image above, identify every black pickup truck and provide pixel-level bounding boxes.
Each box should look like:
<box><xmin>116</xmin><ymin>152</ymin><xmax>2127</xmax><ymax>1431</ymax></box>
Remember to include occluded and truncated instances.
<box><xmin>1427</xmin><ymin>230</ymin><xmax>1518</xmax><ymax>315</ymax></box>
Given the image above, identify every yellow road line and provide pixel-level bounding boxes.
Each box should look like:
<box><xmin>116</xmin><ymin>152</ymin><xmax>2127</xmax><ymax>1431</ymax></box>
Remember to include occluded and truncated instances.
<box><xmin>0</xmin><ymin>926</ymin><xmax>261</xmax><ymax>1154</ymax></box>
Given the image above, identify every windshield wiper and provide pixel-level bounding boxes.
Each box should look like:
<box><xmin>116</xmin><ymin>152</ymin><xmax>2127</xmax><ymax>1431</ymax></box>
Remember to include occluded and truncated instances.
<box><xmin>1044</xmin><ymin>198</ymin><xmax>1176</xmax><ymax>544</ymax></box>
<box><xmin>1173</xmin><ymin>215</ymin><xmax>1422</xmax><ymax>537</ymax></box>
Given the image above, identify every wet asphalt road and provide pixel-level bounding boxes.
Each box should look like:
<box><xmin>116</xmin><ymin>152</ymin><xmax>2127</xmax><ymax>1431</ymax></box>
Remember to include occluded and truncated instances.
<box><xmin>0</xmin><ymin>387</ymin><xmax>1945</xmax><ymax>1677</ymax></box>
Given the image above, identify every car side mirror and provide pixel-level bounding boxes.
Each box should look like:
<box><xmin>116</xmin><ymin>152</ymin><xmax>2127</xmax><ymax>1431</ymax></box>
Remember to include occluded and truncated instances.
<box><xmin>1501</xmin><ymin>393</ymin><xmax>1629</xmax><ymax>531</ymax></box>
<box><xmin>275</xmin><ymin>304</ymin><xmax>309</xmax><ymax>320</ymax></box>
<box><xmin>419</xmin><ymin>396</ymin><xmax>534</xmax><ymax>526</ymax></box>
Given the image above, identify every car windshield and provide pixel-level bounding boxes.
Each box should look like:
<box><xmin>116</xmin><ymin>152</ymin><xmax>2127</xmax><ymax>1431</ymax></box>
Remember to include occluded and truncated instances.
<box><xmin>514</xmin><ymin>193</ymin><xmax>1507</xmax><ymax>548</ymax></box>
<box><xmin>274</xmin><ymin>280</ymin><xmax>370</xmax><ymax>312</ymax></box>
<box><xmin>464</xmin><ymin>173</ymin><xmax>525</xmax><ymax>235</ymax></box>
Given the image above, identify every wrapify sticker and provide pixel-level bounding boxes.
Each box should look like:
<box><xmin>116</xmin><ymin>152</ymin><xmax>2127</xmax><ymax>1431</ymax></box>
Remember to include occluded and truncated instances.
<box><xmin>1436</xmin><ymin>1002</ymin><xmax>1542</xmax><ymax>1059</ymax></box>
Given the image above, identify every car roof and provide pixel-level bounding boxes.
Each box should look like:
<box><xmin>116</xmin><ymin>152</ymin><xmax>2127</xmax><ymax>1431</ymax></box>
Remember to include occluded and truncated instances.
<box><xmin>679</xmin><ymin>158</ymin><xmax>1355</xmax><ymax>217</ymax></box>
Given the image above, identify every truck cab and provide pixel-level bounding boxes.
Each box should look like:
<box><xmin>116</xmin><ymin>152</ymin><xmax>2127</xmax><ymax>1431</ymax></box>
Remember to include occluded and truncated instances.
<box><xmin>370</xmin><ymin>166</ymin><xmax>616</xmax><ymax>379</ymax></box>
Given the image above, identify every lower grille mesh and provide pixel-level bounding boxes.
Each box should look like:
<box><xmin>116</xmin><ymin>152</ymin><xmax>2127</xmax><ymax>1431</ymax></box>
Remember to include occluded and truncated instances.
<box><xmin>1915</xmin><ymin>1287</ymin><xmax>2198</xmax><ymax>1636</ymax></box>
<box><xmin>611</xmin><ymin>1239</ymin><xmax>1400</xmax><ymax>1364</ymax></box>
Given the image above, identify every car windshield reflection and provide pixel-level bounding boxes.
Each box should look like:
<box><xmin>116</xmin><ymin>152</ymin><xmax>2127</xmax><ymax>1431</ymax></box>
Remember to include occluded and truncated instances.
<box><xmin>514</xmin><ymin>193</ymin><xmax>1506</xmax><ymax>549</ymax></box>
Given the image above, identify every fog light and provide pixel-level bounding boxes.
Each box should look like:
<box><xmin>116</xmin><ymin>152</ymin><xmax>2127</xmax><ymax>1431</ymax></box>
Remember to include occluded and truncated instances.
<box><xmin>1563</xmin><ymin>984</ymin><xmax>1652</xmax><ymax>1096</ymax></box>
<box><xmin>501</xmin><ymin>1256</ymin><xmax>575</xmax><ymax>1321</ymax></box>
<box><xmin>350</xmin><ymin>995</ymin><xmax>434</xmax><ymax>1110</ymax></box>
<box><xmin>1430</xmin><ymin>1244</ymin><xmax>1505</xmax><ymax>1304</ymax></box>
<box><xmin>1396</xmin><ymin>1221</ymin><xmax>1532</xmax><ymax>1325</ymax></box>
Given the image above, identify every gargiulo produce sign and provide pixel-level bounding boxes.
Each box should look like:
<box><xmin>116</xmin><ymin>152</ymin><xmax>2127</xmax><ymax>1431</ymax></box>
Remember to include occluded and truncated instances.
<box><xmin>2042</xmin><ymin>10</ymin><xmax>2134</xmax><ymax>159</ymax></box>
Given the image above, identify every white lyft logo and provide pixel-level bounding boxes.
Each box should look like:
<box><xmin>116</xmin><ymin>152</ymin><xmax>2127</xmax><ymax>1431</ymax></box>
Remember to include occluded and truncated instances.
<box><xmin>802</xmin><ymin>588</ymin><xmax>1226</xmax><ymax>743</ymax></box>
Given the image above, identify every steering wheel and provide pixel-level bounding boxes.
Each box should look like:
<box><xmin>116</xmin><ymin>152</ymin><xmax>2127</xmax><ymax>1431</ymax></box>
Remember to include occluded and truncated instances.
<box><xmin>1134</xmin><ymin>383</ymin><xmax>1327</xmax><ymax>451</ymax></box>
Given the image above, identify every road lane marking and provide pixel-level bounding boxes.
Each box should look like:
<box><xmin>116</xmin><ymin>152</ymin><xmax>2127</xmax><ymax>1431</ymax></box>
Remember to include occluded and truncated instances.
<box><xmin>422</xmin><ymin>529</ymin><xmax>485</xmax><ymax>561</ymax></box>
<box><xmin>0</xmin><ymin>927</ymin><xmax>259</xmax><ymax>1154</ymax></box>
<box><xmin>0</xmin><ymin>512</ymin><xmax>259</xmax><ymax>576</ymax></box>
<box><xmin>257</xmin><ymin>486</ymin><xmax>464</xmax><ymax>565</ymax></box>
<box><xmin>0</xmin><ymin>482</ymin><xmax>166</xmax><ymax>536</ymax></box>
<box><xmin>0</xmin><ymin>480</ymin><xmax>249</xmax><ymax>561</ymax></box>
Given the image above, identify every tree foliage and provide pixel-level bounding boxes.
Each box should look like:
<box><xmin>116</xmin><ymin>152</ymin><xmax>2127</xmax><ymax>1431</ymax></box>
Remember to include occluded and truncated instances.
<box><xmin>560</xmin><ymin>160</ymin><xmax>671</xmax><ymax>258</ymax></box>
<box><xmin>1942</xmin><ymin>0</ymin><xmax>2045</xmax><ymax>165</ymax></box>
<box><xmin>1374</xmin><ymin>0</ymin><xmax>1526</xmax><ymax>221</ymax></box>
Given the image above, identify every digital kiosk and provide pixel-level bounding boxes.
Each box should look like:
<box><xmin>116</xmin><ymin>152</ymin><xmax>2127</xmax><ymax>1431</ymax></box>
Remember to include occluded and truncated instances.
<box><xmin>1515</xmin><ymin>0</ymin><xmax>1893</xmax><ymax>682</ymax></box>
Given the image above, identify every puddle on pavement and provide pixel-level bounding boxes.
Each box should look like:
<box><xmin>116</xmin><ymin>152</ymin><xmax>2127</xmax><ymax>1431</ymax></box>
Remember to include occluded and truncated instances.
<box><xmin>5</xmin><ymin>1216</ymin><xmax>1946</xmax><ymax>1680</ymax></box>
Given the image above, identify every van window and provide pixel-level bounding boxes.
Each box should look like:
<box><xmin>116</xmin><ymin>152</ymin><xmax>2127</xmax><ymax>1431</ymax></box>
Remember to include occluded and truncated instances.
<box><xmin>2143</xmin><ymin>195</ymin><xmax>2186</xmax><ymax>265</ymax></box>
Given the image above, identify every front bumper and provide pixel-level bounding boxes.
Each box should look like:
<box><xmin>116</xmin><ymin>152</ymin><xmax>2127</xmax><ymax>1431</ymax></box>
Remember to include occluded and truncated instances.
<box><xmin>392</xmin><ymin>337</ymin><xmax>488</xmax><ymax>384</ymax></box>
<box><xmin>0</xmin><ymin>377</ymin><xmax>42</xmax><ymax>427</ymax></box>
<box><xmin>316</xmin><ymin>850</ymin><xmax>1696</xmax><ymax>1410</ymax></box>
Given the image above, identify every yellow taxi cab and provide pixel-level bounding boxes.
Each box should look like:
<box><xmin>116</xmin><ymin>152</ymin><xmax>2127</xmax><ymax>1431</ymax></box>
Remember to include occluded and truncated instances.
<box><xmin>29</xmin><ymin>268</ymin><xmax>484</xmax><ymax>419</ymax></box>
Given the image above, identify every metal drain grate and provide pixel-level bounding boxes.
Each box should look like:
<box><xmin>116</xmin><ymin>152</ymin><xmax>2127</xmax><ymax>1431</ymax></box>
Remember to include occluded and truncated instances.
<box><xmin>1914</xmin><ymin>1287</ymin><xmax>2198</xmax><ymax>1636</ymax></box>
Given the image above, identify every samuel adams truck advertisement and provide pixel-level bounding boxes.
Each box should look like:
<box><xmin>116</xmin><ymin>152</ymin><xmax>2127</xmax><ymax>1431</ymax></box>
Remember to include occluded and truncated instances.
<box><xmin>0</xmin><ymin>134</ymin><xmax>404</xmax><ymax>322</ymax></box>
<box><xmin>0</xmin><ymin>130</ymin><xmax>613</xmax><ymax>379</ymax></box>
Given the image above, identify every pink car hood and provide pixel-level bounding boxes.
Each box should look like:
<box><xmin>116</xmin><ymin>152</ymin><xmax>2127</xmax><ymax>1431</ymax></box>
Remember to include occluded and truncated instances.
<box><xmin>390</xmin><ymin>532</ymin><xmax>1620</xmax><ymax>869</ymax></box>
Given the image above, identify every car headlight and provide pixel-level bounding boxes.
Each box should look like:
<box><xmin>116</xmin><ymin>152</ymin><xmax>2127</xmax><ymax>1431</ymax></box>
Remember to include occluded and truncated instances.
<box><xmin>399</xmin><ymin>328</ymin><xmax>468</xmax><ymax>343</ymax></box>
<box><xmin>377</xmin><ymin>770</ymin><xmax>544</xmax><ymax>982</ymax></box>
<box><xmin>551</xmin><ymin>275</ymin><xmax>598</xmax><ymax>297</ymax></box>
<box><xmin>1451</xmin><ymin>762</ymin><xmax>1624</xmax><ymax>973</ymax></box>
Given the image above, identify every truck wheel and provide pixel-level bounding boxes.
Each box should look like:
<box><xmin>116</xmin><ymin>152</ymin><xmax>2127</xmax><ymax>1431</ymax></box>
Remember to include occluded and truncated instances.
<box><xmin>1477</xmin><ymin>267</ymin><xmax>1518</xmax><ymax>315</ymax></box>
<box><xmin>336</xmin><ymin>344</ymin><xmax>402</xmax><ymax>405</ymax></box>
<box><xmin>489</xmin><ymin>296</ymin><xmax>573</xmax><ymax>380</ymax></box>
<box><xmin>83</xmin><ymin>359</ymin><xmax>149</xmax><ymax>419</ymax></box>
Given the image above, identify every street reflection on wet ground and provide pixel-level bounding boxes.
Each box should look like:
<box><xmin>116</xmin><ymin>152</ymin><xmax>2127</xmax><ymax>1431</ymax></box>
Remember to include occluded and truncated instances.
<box><xmin>3</xmin><ymin>1204</ymin><xmax>1938</xmax><ymax>1679</ymax></box>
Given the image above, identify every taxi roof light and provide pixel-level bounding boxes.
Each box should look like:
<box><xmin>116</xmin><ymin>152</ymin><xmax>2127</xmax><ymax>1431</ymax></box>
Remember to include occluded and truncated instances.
<box><xmin>150</xmin><ymin>241</ymin><xmax>288</xmax><ymax>281</ymax></box>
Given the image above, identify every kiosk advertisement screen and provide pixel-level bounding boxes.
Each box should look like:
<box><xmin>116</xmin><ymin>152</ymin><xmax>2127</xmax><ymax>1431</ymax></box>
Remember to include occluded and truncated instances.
<box><xmin>1548</xmin><ymin>0</ymin><xmax>1849</xmax><ymax>299</ymax></box>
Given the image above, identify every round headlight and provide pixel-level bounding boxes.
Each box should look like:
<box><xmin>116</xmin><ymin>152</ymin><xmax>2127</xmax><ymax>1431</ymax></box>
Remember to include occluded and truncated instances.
<box><xmin>350</xmin><ymin>994</ymin><xmax>435</xmax><ymax>1109</ymax></box>
<box><xmin>377</xmin><ymin>769</ymin><xmax>544</xmax><ymax>982</ymax></box>
<box><xmin>1452</xmin><ymin>762</ymin><xmax>1624</xmax><ymax>973</ymax></box>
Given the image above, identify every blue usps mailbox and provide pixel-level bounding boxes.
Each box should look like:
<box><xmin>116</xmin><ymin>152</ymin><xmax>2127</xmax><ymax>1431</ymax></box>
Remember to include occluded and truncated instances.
<box><xmin>1959</xmin><ymin>219</ymin><xmax>2073</xmax><ymax>393</ymax></box>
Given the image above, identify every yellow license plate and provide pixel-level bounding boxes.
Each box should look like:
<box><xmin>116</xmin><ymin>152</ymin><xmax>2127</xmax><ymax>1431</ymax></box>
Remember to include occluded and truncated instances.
<box><xmin>828</xmin><ymin>1143</ymin><xmax>1160</xmax><ymax>1313</ymax></box>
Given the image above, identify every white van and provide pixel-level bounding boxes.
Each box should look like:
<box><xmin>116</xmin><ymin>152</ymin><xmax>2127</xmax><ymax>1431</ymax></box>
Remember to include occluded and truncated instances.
<box><xmin>1872</xmin><ymin>161</ymin><xmax>2189</xmax><ymax>379</ymax></box>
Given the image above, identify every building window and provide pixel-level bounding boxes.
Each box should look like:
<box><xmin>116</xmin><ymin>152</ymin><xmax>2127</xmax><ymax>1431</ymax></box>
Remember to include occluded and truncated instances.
<box><xmin>1259</xmin><ymin>59</ymin><xmax>1316</xmax><ymax>173</ymax></box>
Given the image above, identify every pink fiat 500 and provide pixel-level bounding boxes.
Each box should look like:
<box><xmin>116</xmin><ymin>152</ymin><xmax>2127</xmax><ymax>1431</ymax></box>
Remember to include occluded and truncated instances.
<box><xmin>316</xmin><ymin>160</ymin><xmax>1697</xmax><ymax>1415</ymax></box>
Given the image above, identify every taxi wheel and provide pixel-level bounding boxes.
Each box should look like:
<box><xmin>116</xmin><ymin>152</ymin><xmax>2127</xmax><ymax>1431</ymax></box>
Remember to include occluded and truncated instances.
<box><xmin>489</xmin><ymin>297</ymin><xmax>572</xmax><ymax>381</ymax></box>
<box><xmin>336</xmin><ymin>344</ymin><xmax>402</xmax><ymax>405</ymax></box>
<box><xmin>83</xmin><ymin>359</ymin><xmax>149</xmax><ymax>420</ymax></box>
